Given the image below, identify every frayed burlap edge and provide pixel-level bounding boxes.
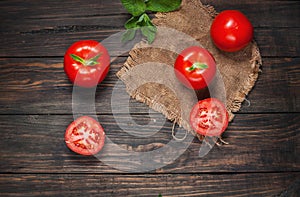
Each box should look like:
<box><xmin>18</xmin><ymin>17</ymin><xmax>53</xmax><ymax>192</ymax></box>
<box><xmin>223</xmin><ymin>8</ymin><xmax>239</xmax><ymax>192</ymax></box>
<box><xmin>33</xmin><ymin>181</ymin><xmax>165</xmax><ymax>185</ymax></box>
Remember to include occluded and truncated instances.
<box><xmin>151</xmin><ymin>0</ymin><xmax>263</xmax><ymax>120</ymax></box>
<box><xmin>117</xmin><ymin>0</ymin><xmax>262</xmax><ymax>140</ymax></box>
<box><xmin>228</xmin><ymin>42</ymin><xmax>262</xmax><ymax>114</ymax></box>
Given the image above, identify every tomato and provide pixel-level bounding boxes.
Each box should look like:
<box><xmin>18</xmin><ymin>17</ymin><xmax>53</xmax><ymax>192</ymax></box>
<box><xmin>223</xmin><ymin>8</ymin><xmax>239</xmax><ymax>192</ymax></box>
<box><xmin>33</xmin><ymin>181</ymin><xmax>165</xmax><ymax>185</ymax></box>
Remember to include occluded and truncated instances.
<box><xmin>190</xmin><ymin>98</ymin><xmax>228</xmax><ymax>136</ymax></box>
<box><xmin>64</xmin><ymin>40</ymin><xmax>110</xmax><ymax>88</ymax></box>
<box><xmin>210</xmin><ymin>10</ymin><xmax>253</xmax><ymax>52</ymax></box>
<box><xmin>65</xmin><ymin>116</ymin><xmax>105</xmax><ymax>155</ymax></box>
<box><xmin>174</xmin><ymin>46</ymin><xmax>216</xmax><ymax>90</ymax></box>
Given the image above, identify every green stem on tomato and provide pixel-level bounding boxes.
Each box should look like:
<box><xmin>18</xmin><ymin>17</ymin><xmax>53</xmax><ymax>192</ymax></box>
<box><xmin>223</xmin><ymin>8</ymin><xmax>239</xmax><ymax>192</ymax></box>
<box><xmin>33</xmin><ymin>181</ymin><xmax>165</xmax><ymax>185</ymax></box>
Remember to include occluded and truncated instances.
<box><xmin>70</xmin><ymin>54</ymin><xmax>85</xmax><ymax>65</ymax></box>
<box><xmin>187</xmin><ymin>62</ymin><xmax>208</xmax><ymax>71</ymax></box>
<box><xmin>70</xmin><ymin>53</ymin><xmax>102</xmax><ymax>66</ymax></box>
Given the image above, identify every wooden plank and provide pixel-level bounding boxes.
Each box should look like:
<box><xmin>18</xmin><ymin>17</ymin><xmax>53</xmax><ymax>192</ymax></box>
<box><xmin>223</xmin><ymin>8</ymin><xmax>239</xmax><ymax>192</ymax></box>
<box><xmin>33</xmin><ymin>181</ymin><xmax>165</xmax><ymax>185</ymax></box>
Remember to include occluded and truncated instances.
<box><xmin>0</xmin><ymin>173</ymin><xmax>299</xmax><ymax>196</ymax></box>
<box><xmin>1</xmin><ymin>0</ymin><xmax>299</xmax><ymax>31</ymax></box>
<box><xmin>0</xmin><ymin>1</ymin><xmax>299</xmax><ymax>57</ymax></box>
<box><xmin>0</xmin><ymin>0</ymin><xmax>126</xmax><ymax>20</ymax></box>
<box><xmin>0</xmin><ymin>114</ymin><xmax>298</xmax><ymax>173</ymax></box>
<box><xmin>255</xmin><ymin>28</ymin><xmax>300</xmax><ymax>57</ymax></box>
<box><xmin>0</xmin><ymin>1</ymin><xmax>298</xmax><ymax>196</ymax></box>
<box><xmin>201</xmin><ymin>0</ymin><xmax>300</xmax><ymax>28</ymax></box>
<box><xmin>1</xmin><ymin>28</ymin><xmax>299</xmax><ymax>58</ymax></box>
<box><xmin>0</xmin><ymin>57</ymin><xmax>299</xmax><ymax>114</ymax></box>
<box><xmin>1</xmin><ymin>15</ymin><xmax>126</xmax><ymax>33</ymax></box>
<box><xmin>242</xmin><ymin>57</ymin><xmax>300</xmax><ymax>112</ymax></box>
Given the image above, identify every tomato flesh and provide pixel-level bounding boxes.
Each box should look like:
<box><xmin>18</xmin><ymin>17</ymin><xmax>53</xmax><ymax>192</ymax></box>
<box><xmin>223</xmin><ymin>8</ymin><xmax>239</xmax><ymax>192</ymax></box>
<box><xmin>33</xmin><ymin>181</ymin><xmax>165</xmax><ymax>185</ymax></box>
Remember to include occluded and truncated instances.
<box><xmin>174</xmin><ymin>46</ymin><xmax>216</xmax><ymax>90</ymax></box>
<box><xmin>190</xmin><ymin>98</ymin><xmax>228</xmax><ymax>136</ymax></box>
<box><xmin>210</xmin><ymin>10</ymin><xmax>253</xmax><ymax>52</ymax></box>
<box><xmin>65</xmin><ymin>116</ymin><xmax>105</xmax><ymax>155</ymax></box>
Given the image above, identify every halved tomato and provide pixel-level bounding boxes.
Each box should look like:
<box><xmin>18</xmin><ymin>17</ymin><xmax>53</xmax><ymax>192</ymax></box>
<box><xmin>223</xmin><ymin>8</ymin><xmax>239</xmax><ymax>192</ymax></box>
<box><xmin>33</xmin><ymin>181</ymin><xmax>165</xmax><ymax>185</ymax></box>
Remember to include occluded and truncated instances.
<box><xmin>190</xmin><ymin>98</ymin><xmax>229</xmax><ymax>136</ymax></box>
<box><xmin>65</xmin><ymin>116</ymin><xmax>105</xmax><ymax>155</ymax></box>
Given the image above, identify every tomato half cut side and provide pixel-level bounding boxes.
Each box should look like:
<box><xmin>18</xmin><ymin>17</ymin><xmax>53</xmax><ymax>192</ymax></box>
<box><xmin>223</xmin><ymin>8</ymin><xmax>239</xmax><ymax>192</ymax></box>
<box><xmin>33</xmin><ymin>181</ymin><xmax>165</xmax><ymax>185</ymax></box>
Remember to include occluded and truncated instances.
<box><xmin>65</xmin><ymin>116</ymin><xmax>105</xmax><ymax>156</ymax></box>
<box><xmin>190</xmin><ymin>98</ymin><xmax>229</xmax><ymax>136</ymax></box>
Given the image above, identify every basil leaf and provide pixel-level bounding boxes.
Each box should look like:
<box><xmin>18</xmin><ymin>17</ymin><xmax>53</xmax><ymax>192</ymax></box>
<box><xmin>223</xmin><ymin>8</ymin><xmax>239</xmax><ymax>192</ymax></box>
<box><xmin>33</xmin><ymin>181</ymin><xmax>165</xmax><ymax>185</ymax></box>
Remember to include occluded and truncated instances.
<box><xmin>141</xmin><ymin>25</ymin><xmax>157</xmax><ymax>44</ymax></box>
<box><xmin>146</xmin><ymin>0</ymin><xmax>181</xmax><ymax>12</ymax></box>
<box><xmin>124</xmin><ymin>14</ymin><xmax>147</xmax><ymax>29</ymax></box>
<box><xmin>121</xmin><ymin>0</ymin><xmax>146</xmax><ymax>16</ymax></box>
<box><xmin>123</xmin><ymin>13</ymin><xmax>157</xmax><ymax>44</ymax></box>
<box><xmin>124</xmin><ymin>16</ymin><xmax>139</xmax><ymax>29</ymax></box>
<box><xmin>121</xmin><ymin>28</ymin><xmax>137</xmax><ymax>42</ymax></box>
<box><xmin>139</xmin><ymin>13</ymin><xmax>157</xmax><ymax>43</ymax></box>
<box><xmin>137</xmin><ymin>13</ymin><xmax>146</xmax><ymax>23</ymax></box>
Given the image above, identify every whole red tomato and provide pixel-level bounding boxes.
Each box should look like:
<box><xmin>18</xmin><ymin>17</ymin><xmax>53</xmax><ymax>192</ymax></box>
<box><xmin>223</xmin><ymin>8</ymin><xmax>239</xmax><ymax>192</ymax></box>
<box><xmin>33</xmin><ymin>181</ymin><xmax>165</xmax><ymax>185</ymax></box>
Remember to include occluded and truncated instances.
<box><xmin>65</xmin><ymin>116</ymin><xmax>105</xmax><ymax>156</ymax></box>
<box><xmin>174</xmin><ymin>46</ymin><xmax>216</xmax><ymax>90</ymax></box>
<box><xmin>190</xmin><ymin>98</ymin><xmax>228</xmax><ymax>136</ymax></box>
<box><xmin>210</xmin><ymin>10</ymin><xmax>253</xmax><ymax>52</ymax></box>
<box><xmin>64</xmin><ymin>40</ymin><xmax>110</xmax><ymax>88</ymax></box>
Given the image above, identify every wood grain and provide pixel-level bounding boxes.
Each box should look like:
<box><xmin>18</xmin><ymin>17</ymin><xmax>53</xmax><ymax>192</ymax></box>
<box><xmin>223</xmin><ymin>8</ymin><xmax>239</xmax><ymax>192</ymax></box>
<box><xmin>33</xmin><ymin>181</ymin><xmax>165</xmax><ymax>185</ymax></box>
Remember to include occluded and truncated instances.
<box><xmin>0</xmin><ymin>173</ymin><xmax>299</xmax><ymax>196</ymax></box>
<box><xmin>0</xmin><ymin>1</ymin><xmax>299</xmax><ymax>57</ymax></box>
<box><xmin>0</xmin><ymin>57</ymin><xmax>299</xmax><ymax>114</ymax></box>
<box><xmin>0</xmin><ymin>1</ymin><xmax>299</xmax><ymax>196</ymax></box>
<box><xmin>1</xmin><ymin>26</ymin><xmax>299</xmax><ymax>58</ymax></box>
<box><xmin>202</xmin><ymin>0</ymin><xmax>300</xmax><ymax>28</ymax></box>
<box><xmin>1</xmin><ymin>0</ymin><xmax>299</xmax><ymax>30</ymax></box>
<box><xmin>0</xmin><ymin>114</ymin><xmax>298</xmax><ymax>173</ymax></box>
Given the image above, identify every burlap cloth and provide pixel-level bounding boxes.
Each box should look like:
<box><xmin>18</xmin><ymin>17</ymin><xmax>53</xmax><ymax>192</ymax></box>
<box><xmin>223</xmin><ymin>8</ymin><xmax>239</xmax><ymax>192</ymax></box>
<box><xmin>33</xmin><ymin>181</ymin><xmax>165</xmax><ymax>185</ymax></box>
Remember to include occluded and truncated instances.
<box><xmin>117</xmin><ymin>0</ymin><xmax>262</xmax><ymax>139</ymax></box>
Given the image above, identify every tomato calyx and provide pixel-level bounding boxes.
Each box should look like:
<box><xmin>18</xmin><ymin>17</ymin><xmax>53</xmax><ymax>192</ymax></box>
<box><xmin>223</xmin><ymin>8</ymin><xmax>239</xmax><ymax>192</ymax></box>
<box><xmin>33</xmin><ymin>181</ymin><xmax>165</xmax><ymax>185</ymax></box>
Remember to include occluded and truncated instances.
<box><xmin>187</xmin><ymin>62</ymin><xmax>208</xmax><ymax>72</ymax></box>
<box><xmin>70</xmin><ymin>53</ymin><xmax>102</xmax><ymax>66</ymax></box>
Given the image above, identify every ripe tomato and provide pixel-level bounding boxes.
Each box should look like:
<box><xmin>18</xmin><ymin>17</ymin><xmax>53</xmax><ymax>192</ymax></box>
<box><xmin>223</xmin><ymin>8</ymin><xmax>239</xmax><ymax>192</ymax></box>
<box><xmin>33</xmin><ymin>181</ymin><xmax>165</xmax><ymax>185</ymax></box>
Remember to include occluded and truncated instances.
<box><xmin>210</xmin><ymin>10</ymin><xmax>253</xmax><ymax>52</ymax></box>
<box><xmin>64</xmin><ymin>40</ymin><xmax>110</xmax><ymax>88</ymax></box>
<box><xmin>174</xmin><ymin>46</ymin><xmax>216</xmax><ymax>90</ymax></box>
<box><xmin>190</xmin><ymin>98</ymin><xmax>228</xmax><ymax>136</ymax></box>
<box><xmin>65</xmin><ymin>116</ymin><xmax>105</xmax><ymax>156</ymax></box>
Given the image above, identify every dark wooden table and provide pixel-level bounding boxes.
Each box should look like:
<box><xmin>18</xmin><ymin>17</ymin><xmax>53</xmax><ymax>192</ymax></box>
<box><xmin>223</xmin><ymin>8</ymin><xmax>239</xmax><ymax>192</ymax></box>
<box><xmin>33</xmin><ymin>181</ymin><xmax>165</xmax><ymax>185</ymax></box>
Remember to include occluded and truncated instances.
<box><xmin>0</xmin><ymin>0</ymin><xmax>299</xmax><ymax>196</ymax></box>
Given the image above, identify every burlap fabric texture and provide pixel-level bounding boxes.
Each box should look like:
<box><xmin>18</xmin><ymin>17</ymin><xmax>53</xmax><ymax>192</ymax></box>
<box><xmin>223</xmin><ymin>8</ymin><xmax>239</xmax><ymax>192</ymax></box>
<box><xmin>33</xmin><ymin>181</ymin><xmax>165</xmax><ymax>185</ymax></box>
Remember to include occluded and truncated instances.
<box><xmin>117</xmin><ymin>0</ymin><xmax>262</xmax><ymax>139</ymax></box>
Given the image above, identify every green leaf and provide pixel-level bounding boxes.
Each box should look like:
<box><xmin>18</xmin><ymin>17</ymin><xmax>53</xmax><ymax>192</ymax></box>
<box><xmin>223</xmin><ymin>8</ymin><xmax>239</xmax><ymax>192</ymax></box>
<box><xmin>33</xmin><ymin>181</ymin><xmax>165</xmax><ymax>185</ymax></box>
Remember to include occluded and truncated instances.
<box><xmin>158</xmin><ymin>194</ymin><xmax>162</xmax><ymax>197</ymax></box>
<box><xmin>123</xmin><ymin>13</ymin><xmax>157</xmax><ymax>44</ymax></box>
<box><xmin>146</xmin><ymin>0</ymin><xmax>181</xmax><ymax>12</ymax></box>
<box><xmin>137</xmin><ymin>13</ymin><xmax>146</xmax><ymax>23</ymax></box>
<box><xmin>138</xmin><ymin>13</ymin><xmax>157</xmax><ymax>43</ymax></box>
<box><xmin>121</xmin><ymin>28</ymin><xmax>137</xmax><ymax>42</ymax></box>
<box><xmin>141</xmin><ymin>25</ymin><xmax>157</xmax><ymax>44</ymax></box>
<box><xmin>141</xmin><ymin>12</ymin><xmax>151</xmax><ymax>23</ymax></box>
<box><xmin>121</xmin><ymin>0</ymin><xmax>146</xmax><ymax>16</ymax></box>
<box><xmin>124</xmin><ymin>14</ymin><xmax>147</xmax><ymax>29</ymax></box>
<box><xmin>141</xmin><ymin>13</ymin><xmax>154</xmax><ymax>27</ymax></box>
<box><xmin>124</xmin><ymin>16</ymin><xmax>139</xmax><ymax>29</ymax></box>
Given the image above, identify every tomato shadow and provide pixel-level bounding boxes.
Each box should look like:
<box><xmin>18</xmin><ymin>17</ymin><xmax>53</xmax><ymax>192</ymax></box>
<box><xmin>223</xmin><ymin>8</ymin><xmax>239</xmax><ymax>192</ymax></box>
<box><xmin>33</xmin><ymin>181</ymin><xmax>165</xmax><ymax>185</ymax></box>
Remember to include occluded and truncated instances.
<box><xmin>195</xmin><ymin>87</ymin><xmax>211</xmax><ymax>101</ymax></box>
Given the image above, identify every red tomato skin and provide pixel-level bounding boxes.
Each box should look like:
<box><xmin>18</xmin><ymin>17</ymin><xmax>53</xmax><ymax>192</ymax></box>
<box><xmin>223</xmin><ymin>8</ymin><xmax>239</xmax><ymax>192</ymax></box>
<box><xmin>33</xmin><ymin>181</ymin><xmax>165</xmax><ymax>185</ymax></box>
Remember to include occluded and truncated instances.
<box><xmin>210</xmin><ymin>10</ymin><xmax>254</xmax><ymax>52</ymax></box>
<box><xmin>65</xmin><ymin>116</ymin><xmax>105</xmax><ymax>156</ymax></box>
<box><xmin>174</xmin><ymin>46</ymin><xmax>216</xmax><ymax>90</ymax></box>
<box><xmin>190</xmin><ymin>98</ymin><xmax>229</xmax><ymax>136</ymax></box>
<box><xmin>64</xmin><ymin>40</ymin><xmax>110</xmax><ymax>88</ymax></box>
